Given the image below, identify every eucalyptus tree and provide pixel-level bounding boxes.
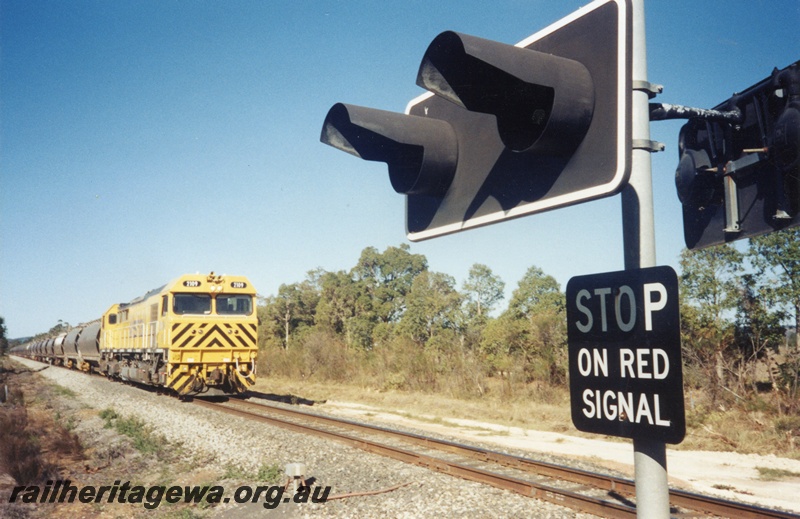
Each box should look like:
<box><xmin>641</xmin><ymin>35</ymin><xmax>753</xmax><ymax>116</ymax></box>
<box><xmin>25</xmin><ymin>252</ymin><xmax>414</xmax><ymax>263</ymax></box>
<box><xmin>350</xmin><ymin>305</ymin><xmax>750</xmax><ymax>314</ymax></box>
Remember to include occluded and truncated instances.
<box><xmin>481</xmin><ymin>265</ymin><xmax>567</xmax><ymax>384</ymax></box>
<box><xmin>460</xmin><ymin>263</ymin><xmax>505</xmax><ymax>349</ymax></box>
<box><xmin>261</xmin><ymin>276</ymin><xmax>320</xmax><ymax>349</ymax></box>
<box><xmin>315</xmin><ymin>270</ymin><xmax>357</xmax><ymax>338</ymax></box>
<box><xmin>399</xmin><ymin>271</ymin><xmax>462</xmax><ymax>347</ymax></box>
<box><xmin>351</xmin><ymin>244</ymin><xmax>428</xmax><ymax>325</ymax></box>
<box><xmin>679</xmin><ymin>245</ymin><xmax>743</xmax><ymax>327</ymax></box>
<box><xmin>346</xmin><ymin>244</ymin><xmax>428</xmax><ymax>348</ymax></box>
<box><xmin>506</xmin><ymin>265</ymin><xmax>564</xmax><ymax>320</ymax></box>
<box><xmin>748</xmin><ymin>228</ymin><xmax>800</xmax><ymax>341</ymax></box>
<box><xmin>678</xmin><ymin>244</ymin><xmax>743</xmax><ymax>394</ymax></box>
<box><xmin>462</xmin><ymin>263</ymin><xmax>505</xmax><ymax>319</ymax></box>
<box><xmin>748</xmin><ymin>228</ymin><xmax>800</xmax><ymax>407</ymax></box>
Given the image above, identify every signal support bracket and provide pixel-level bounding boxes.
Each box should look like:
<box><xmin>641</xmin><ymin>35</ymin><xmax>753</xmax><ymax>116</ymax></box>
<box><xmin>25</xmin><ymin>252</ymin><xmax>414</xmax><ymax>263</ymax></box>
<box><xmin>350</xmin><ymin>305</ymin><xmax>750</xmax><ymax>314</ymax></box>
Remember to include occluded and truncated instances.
<box><xmin>721</xmin><ymin>152</ymin><xmax>766</xmax><ymax>235</ymax></box>
<box><xmin>632</xmin><ymin>79</ymin><xmax>665</xmax><ymax>154</ymax></box>
<box><xmin>632</xmin><ymin>139</ymin><xmax>665</xmax><ymax>153</ymax></box>
<box><xmin>633</xmin><ymin>80</ymin><xmax>663</xmax><ymax>99</ymax></box>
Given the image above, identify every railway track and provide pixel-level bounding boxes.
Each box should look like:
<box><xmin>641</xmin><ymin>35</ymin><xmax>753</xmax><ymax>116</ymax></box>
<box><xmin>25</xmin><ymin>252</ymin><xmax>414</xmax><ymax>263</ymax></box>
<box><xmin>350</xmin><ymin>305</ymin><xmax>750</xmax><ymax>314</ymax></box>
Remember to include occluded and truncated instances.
<box><xmin>192</xmin><ymin>395</ymin><xmax>799</xmax><ymax>519</ymax></box>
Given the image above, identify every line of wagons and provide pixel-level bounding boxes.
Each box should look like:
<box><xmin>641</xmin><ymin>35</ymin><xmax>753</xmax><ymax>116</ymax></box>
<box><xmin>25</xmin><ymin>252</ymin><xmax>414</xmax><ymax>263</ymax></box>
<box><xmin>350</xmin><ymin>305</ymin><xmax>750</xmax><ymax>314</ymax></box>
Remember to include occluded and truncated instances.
<box><xmin>10</xmin><ymin>272</ymin><xmax>259</xmax><ymax>395</ymax></box>
<box><xmin>12</xmin><ymin>321</ymin><xmax>103</xmax><ymax>372</ymax></box>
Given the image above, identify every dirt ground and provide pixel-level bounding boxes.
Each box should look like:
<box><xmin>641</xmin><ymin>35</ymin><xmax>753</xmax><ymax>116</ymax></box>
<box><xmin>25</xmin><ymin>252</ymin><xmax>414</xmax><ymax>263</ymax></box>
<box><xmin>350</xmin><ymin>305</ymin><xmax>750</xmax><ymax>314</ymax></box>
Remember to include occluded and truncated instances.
<box><xmin>313</xmin><ymin>399</ymin><xmax>800</xmax><ymax>513</ymax></box>
<box><xmin>0</xmin><ymin>360</ymin><xmax>244</xmax><ymax>519</ymax></box>
<box><xmin>251</xmin><ymin>377</ymin><xmax>800</xmax><ymax>515</ymax></box>
<box><xmin>3</xmin><ymin>360</ymin><xmax>800</xmax><ymax>516</ymax></box>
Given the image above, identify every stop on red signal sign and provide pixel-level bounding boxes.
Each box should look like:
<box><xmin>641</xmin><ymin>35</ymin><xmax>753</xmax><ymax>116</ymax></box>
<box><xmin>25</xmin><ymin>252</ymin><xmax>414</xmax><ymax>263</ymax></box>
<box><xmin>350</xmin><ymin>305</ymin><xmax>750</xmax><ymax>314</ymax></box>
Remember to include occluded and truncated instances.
<box><xmin>566</xmin><ymin>266</ymin><xmax>685</xmax><ymax>444</ymax></box>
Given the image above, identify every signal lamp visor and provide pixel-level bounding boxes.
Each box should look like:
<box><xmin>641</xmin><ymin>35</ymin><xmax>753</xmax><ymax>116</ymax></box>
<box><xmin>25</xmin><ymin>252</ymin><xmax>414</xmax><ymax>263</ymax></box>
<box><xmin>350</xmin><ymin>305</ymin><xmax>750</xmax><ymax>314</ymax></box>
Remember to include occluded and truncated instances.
<box><xmin>417</xmin><ymin>31</ymin><xmax>595</xmax><ymax>155</ymax></box>
<box><xmin>321</xmin><ymin>103</ymin><xmax>458</xmax><ymax>196</ymax></box>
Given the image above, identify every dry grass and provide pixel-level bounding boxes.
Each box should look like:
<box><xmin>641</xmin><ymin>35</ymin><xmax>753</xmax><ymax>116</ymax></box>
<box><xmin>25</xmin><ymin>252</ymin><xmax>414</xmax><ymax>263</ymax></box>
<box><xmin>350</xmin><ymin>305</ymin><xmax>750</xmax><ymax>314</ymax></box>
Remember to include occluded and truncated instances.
<box><xmin>0</xmin><ymin>357</ymin><xmax>276</xmax><ymax>518</ymax></box>
<box><xmin>0</xmin><ymin>361</ymin><xmax>83</xmax><ymax>488</ymax></box>
<box><xmin>678</xmin><ymin>389</ymin><xmax>800</xmax><ymax>458</ymax></box>
<box><xmin>0</xmin><ymin>406</ymin><xmax>56</xmax><ymax>485</ymax></box>
<box><xmin>252</xmin><ymin>375</ymin><xmax>800</xmax><ymax>459</ymax></box>
<box><xmin>255</xmin><ymin>375</ymin><xmax>577</xmax><ymax>436</ymax></box>
<box><xmin>756</xmin><ymin>466</ymin><xmax>800</xmax><ymax>481</ymax></box>
<box><xmin>253</xmin><ymin>329</ymin><xmax>800</xmax><ymax>460</ymax></box>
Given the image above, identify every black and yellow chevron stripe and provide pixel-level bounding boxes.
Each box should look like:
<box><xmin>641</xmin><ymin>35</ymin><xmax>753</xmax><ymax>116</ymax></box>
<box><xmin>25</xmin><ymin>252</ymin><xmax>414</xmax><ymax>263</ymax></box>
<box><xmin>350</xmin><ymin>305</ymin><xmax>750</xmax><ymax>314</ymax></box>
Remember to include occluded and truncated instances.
<box><xmin>171</xmin><ymin>322</ymin><xmax>257</xmax><ymax>349</ymax></box>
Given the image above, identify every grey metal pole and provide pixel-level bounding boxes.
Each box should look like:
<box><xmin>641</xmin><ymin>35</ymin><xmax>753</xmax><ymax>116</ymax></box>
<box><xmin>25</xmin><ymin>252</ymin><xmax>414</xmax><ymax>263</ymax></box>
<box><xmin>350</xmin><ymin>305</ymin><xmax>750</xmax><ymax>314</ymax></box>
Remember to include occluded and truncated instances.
<box><xmin>622</xmin><ymin>0</ymin><xmax>671</xmax><ymax>517</ymax></box>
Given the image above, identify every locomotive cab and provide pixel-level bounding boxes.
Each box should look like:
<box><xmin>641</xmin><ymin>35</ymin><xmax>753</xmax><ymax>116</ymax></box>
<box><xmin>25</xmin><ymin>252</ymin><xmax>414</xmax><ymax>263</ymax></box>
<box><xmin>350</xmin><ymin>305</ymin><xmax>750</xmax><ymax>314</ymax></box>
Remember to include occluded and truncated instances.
<box><xmin>100</xmin><ymin>272</ymin><xmax>258</xmax><ymax>395</ymax></box>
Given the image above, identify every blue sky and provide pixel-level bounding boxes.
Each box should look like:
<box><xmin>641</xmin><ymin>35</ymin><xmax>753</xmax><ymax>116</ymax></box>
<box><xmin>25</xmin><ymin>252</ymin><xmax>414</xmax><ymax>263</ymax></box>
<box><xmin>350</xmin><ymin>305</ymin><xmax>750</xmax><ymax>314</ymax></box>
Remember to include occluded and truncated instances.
<box><xmin>1</xmin><ymin>0</ymin><xmax>798</xmax><ymax>338</ymax></box>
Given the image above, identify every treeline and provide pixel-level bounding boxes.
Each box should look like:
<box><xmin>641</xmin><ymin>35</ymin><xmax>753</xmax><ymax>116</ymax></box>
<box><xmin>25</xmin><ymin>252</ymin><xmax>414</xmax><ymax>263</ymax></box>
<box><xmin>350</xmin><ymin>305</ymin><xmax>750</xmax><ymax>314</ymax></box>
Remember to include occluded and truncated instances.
<box><xmin>257</xmin><ymin>243</ymin><xmax>567</xmax><ymax>398</ymax></box>
<box><xmin>4</xmin><ymin>229</ymin><xmax>796</xmax><ymax>413</ymax></box>
<box><xmin>258</xmin><ymin>230</ymin><xmax>799</xmax><ymax>413</ymax></box>
<box><xmin>679</xmin><ymin>229</ymin><xmax>799</xmax><ymax>415</ymax></box>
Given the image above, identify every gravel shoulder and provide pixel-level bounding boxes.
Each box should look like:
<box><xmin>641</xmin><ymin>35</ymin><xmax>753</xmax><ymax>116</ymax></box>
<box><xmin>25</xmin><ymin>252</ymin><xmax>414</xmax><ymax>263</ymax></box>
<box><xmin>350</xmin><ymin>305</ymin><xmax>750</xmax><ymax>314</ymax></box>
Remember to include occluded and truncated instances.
<box><xmin>5</xmin><ymin>357</ymin><xmax>799</xmax><ymax>517</ymax></box>
<box><xmin>2</xmin><ymin>358</ymin><xmax>597</xmax><ymax>518</ymax></box>
<box><xmin>316</xmin><ymin>399</ymin><xmax>800</xmax><ymax>514</ymax></box>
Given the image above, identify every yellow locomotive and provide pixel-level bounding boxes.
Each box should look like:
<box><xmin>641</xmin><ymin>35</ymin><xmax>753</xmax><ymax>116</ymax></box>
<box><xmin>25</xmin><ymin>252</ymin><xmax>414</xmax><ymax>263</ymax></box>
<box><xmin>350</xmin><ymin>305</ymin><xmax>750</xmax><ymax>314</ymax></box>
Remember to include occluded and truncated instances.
<box><xmin>13</xmin><ymin>272</ymin><xmax>258</xmax><ymax>395</ymax></box>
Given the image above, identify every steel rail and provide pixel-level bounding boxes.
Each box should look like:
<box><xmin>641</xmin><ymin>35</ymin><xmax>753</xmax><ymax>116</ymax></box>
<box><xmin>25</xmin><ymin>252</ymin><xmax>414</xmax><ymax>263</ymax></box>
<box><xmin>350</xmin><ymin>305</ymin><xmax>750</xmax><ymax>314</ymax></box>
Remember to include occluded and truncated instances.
<box><xmin>237</xmin><ymin>396</ymin><xmax>633</xmax><ymax>492</ymax></box>
<box><xmin>218</xmin><ymin>397</ymin><xmax>800</xmax><ymax>519</ymax></box>
<box><xmin>14</xmin><ymin>357</ymin><xmax>797</xmax><ymax>519</ymax></box>
<box><xmin>191</xmin><ymin>398</ymin><xmax>636</xmax><ymax>518</ymax></box>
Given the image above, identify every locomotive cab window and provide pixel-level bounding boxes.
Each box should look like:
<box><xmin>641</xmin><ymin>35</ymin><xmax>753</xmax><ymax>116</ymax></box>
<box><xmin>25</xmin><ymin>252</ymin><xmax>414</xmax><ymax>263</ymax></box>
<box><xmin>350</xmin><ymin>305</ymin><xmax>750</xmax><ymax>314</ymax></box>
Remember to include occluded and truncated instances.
<box><xmin>216</xmin><ymin>295</ymin><xmax>253</xmax><ymax>315</ymax></box>
<box><xmin>173</xmin><ymin>293</ymin><xmax>212</xmax><ymax>315</ymax></box>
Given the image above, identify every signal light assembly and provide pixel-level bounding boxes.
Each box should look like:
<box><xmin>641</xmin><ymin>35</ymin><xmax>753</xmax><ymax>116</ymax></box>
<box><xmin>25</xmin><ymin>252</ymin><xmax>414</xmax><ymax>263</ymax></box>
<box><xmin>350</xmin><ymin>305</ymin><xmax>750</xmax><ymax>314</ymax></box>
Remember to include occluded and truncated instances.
<box><xmin>321</xmin><ymin>0</ymin><xmax>632</xmax><ymax>241</ymax></box>
<box><xmin>672</xmin><ymin>60</ymin><xmax>800</xmax><ymax>250</ymax></box>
